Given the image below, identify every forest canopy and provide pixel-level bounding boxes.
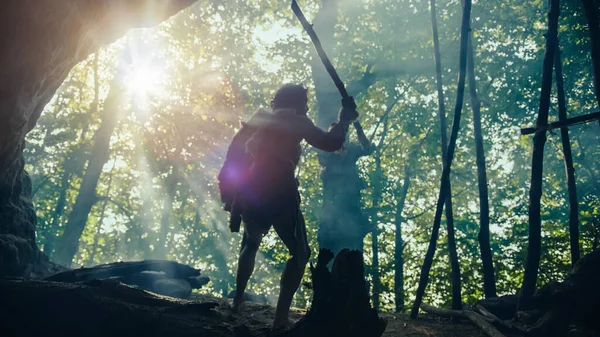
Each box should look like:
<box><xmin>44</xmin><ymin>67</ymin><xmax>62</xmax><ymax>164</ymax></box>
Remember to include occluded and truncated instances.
<box><xmin>26</xmin><ymin>0</ymin><xmax>600</xmax><ymax>312</ymax></box>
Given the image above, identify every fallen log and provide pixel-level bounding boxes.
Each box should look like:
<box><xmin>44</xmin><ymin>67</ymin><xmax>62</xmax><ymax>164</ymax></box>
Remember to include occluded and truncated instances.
<box><xmin>474</xmin><ymin>304</ymin><xmax>525</xmax><ymax>333</ymax></box>
<box><xmin>420</xmin><ymin>304</ymin><xmax>506</xmax><ymax>337</ymax></box>
<box><xmin>44</xmin><ymin>260</ymin><xmax>200</xmax><ymax>282</ymax></box>
<box><xmin>43</xmin><ymin>260</ymin><xmax>208</xmax><ymax>299</ymax></box>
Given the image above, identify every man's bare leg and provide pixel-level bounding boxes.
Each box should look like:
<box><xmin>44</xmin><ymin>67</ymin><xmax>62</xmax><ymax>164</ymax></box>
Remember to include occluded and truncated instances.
<box><xmin>272</xmin><ymin>210</ymin><xmax>310</xmax><ymax>329</ymax></box>
<box><xmin>233</xmin><ymin>229</ymin><xmax>262</xmax><ymax>312</ymax></box>
<box><xmin>273</xmin><ymin>255</ymin><xmax>307</xmax><ymax>328</ymax></box>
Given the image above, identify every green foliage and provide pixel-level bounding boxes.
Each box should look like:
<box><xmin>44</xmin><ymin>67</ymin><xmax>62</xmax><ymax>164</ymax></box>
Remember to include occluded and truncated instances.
<box><xmin>25</xmin><ymin>0</ymin><xmax>600</xmax><ymax>310</ymax></box>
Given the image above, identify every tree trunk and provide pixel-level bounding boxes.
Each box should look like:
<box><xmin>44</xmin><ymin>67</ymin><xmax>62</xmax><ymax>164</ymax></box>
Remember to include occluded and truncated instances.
<box><xmin>86</xmin><ymin>159</ymin><xmax>117</xmax><ymax>266</ymax></box>
<box><xmin>310</xmin><ymin>0</ymin><xmax>373</xmax><ymax>257</ymax></box>
<box><xmin>554</xmin><ymin>39</ymin><xmax>580</xmax><ymax>266</ymax></box>
<box><xmin>44</xmin><ymin>165</ymin><xmax>72</xmax><ymax>258</ymax></box>
<box><xmin>581</xmin><ymin>0</ymin><xmax>600</xmax><ymax>108</ymax></box>
<box><xmin>430</xmin><ymin>0</ymin><xmax>462</xmax><ymax>310</ymax></box>
<box><xmin>53</xmin><ymin>64</ymin><xmax>126</xmax><ymax>267</ymax></box>
<box><xmin>394</xmin><ymin>164</ymin><xmax>411</xmax><ymax>313</ymax></box>
<box><xmin>0</xmin><ymin>0</ymin><xmax>196</xmax><ymax>277</ymax></box>
<box><xmin>411</xmin><ymin>0</ymin><xmax>472</xmax><ymax>318</ymax></box>
<box><xmin>466</xmin><ymin>28</ymin><xmax>497</xmax><ymax>298</ymax></box>
<box><xmin>155</xmin><ymin>170</ymin><xmax>177</xmax><ymax>260</ymax></box>
<box><xmin>46</xmin><ymin>54</ymin><xmax>100</xmax><ymax>259</ymax></box>
<box><xmin>370</xmin><ymin>118</ymin><xmax>389</xmax><ymax>310</ymax></box>
<box><xmin>518</xmin><ymin>0</ymin><xmax>559</xmax><ymax>311</ymax></box>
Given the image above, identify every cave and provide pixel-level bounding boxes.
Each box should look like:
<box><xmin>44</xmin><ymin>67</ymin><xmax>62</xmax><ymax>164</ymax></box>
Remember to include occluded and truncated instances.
<box><xmin>0</xmin><ymin>0</ymin><xmax>197</xmax><ymax>278</ymax></box>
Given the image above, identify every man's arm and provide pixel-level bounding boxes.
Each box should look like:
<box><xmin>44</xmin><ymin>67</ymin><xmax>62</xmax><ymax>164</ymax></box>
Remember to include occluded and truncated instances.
<box><xmin>300</xmin><ymin>107</ymin><xmax>358</xmax><ymax>152</ymax></box>
<box><xmin>299</xmin><ymin>117</ymin><xmax>349</xmax><ymax>152</ymax></box>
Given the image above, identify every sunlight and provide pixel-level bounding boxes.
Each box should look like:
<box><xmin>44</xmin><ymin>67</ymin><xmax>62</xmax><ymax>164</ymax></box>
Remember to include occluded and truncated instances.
<box><xmin>126</xmin><ymin>61</ymin><xmax>164</xmax><ymax>99</ymax></box>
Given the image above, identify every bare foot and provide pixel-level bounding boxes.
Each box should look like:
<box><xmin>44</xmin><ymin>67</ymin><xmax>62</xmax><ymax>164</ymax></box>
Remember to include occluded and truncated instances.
<box><xmin>231</xmin><ymin>296</ymin><xmax>245</xmax><ymax>313</ymax></box>
<box><xmin>272</xmin><ymin>317</ymin><xmax>293</xmax><ymax>331</ymax></box>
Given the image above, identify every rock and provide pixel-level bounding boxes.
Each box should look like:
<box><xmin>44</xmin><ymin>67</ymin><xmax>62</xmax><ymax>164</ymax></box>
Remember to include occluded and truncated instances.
<box><xmin>187</xmin><ymin>275</ymin><xmax>210</xmax><ymax>289</ymax></box>
<box><xmin>151</xmin><ymin>278</ymin><xmax>192</xmax><ymax>299</ymax></box>
<box><xmin>0</xmin><ymin>234</ymin><xmax>34</xmax><ymax>277</ymax></box>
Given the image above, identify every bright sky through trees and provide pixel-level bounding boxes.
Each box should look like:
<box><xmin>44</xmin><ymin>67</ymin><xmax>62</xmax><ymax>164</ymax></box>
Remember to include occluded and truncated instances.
<box><xmin>26</xmin><ymin>0</ymin><xmax>600</xmax><ymax>311</ymax></box>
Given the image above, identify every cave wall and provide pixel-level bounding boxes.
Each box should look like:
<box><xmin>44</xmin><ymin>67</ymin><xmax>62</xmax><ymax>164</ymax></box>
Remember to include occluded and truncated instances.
<box><xmin>0</xmin><ymin>0</ymin><xmax>197</xmax><ymax>277</ymax></box>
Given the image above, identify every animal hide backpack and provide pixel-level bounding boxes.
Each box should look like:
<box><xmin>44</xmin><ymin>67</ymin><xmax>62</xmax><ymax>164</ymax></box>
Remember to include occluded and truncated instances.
<box><xmin>218</xmin><ymin>122</ymin><xmax>256</xmax><ymax>232</ymax></box>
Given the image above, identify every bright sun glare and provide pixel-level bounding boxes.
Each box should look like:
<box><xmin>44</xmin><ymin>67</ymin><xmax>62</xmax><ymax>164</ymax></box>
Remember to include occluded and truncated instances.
<box><xmin>126</xmin><ymin>62</ymin><xmax>164</xmax><ymax>99</ymax></box>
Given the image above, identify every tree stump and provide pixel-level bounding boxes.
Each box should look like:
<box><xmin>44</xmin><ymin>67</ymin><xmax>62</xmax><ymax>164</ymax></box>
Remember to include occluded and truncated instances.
<box><xmin>278</xmin><ymin>249</ymin><xmax>387</xmax><ymax>337</ymax></box>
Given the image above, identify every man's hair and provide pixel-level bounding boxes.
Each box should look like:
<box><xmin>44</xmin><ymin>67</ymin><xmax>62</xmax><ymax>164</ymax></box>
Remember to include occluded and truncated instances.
<box><xmin>270</xmin><ymin>84</ymin><xmax>308</xmax><ymax>109</ymax></box>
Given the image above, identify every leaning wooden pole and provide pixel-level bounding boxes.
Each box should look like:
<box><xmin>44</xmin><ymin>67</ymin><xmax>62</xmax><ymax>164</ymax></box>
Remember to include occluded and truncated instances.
<box><xmin>410</xmin><ymin>0</ymin><xmax>472</xmax><ymax>318</ymax></box>
<box><xmin>430</xmin><ymin>0</ymin><xmax>462</xmax><ymax>310</ymax></box>
<box><xmin>518</xmin><ymin>0</ymin><xmax>559</xmax><ymax>311</ymax></box>
<box><xmin>580</xmin><ymin>0</ymin><xmax>600</xmax><ymax>108</ymax></box>
<box><xmin>465</xmin><ymin>15</ymin><xmax>497</xmax><ymax>299</ymax></box>
<box><xmin>555</xmin><ymin>39</ymin><xmax>580</xmax><ymax>265</ymax></box>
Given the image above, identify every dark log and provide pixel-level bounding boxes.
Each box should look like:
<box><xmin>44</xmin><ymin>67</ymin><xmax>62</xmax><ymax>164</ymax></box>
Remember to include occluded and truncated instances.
<box><xmin>0</xmin><ymin>278</ymin><xmax>222</xmax><ymax>337</ymax></box>
<box><xmin>44</xmin><ymin>260</ymin><xmax>200</xmax><ymax>282</ymax></box>
<box><xmin>276</xmin><ymin>249</ymin><xmax>387</xmax><ymax>337</ymax></box>
<box><xmin>420</xmin><ymin>304</ymin><xmax>506</xmax><ymax>337</ymax></box>
<box><xmin>477</xmin><ymin>294</ymin><xmax>518</xmax><ymax>320</ymax></box>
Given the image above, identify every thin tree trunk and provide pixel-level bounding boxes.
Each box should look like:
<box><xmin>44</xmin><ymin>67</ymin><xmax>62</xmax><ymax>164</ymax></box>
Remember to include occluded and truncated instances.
<box><xmin>554</xmin><ymin>39</ymin><xmax>580</xmax><ymax>266</ymax></box>
<box><xmin>581</xmin><ymin>0</ymin><xmax>600</xmax><ymax>108</ymax></box>
<box><xmin>466</xmin><ymin>29</ymin><xmax>497</xmax><ymax>298</ymax></box>
<box><xmin>430</xmin><ymin>0</ymin><xmax>462</xmax><ymax>310</ymax></box>
<box><xmin>43</xmin><ymin>166</ymin><xmax>71</xmax><ymax>257</ymax></box>
<box><xmin>53</xmin><ymin>62</ymin><xmax>125</xmax><ymax>267</ymax></box>
<box><xmin>51</xmin><ymin>53</ymin><xmax>100</xmax><ymax>260</ymax></box>
<box><xmin>518</xmin><ymin>0</ymin><xmax>559</xmax><ymax>311</ymax></box>
<box><xmin>155</xmin><ymin>170</ymin><xmax>177</xmax><ymax>260</ymax></box>
<box><xmin>411</xmin><ymin>0</ymin><xmax>471</xmax><ymax>318</ymax></box>
<box><xmin>371</xmin><ymin>164</ymin><xmax>381</xmax><ymax>310</ymax></box>
<box><xmin>370</xmin><ymin>119</ymin><xmax>389</xmax><ymax>311</ymax></box>
<box><xmin>86</xmin><ymin>158</ymin><xmax>117</xmax><ymax>266</ymax></box>
<box><xmin>394</xmin><ymin>164</ymin><xmax>411</xmax><ymax>313</ymax></box>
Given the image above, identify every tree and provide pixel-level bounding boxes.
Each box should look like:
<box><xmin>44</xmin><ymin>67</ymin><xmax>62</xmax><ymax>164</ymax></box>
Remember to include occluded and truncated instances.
<box><xmin>519</xmin><ymin>0</ymin><xmax>560</xmax><ymax>310</ymax></box>
<box><xmin>554</xmin><ymin>38</ymin><xmax>580</xmax><ymax>266</ymax></box>
<box><xmin>465</xmin><ymin>17</ymin><xmax>497</xmax><ymax>298</ymax></box>
<box><xmin>309</xmin><ymin>0</ymin><xmax>376</xmax><ymax>257</ymax></box>
<box><xmin>429</xmin><ymin>0</ymin><xmax>462</xmax><ymax>310</ymax></box>
<box><xmin>54</xmin><ymin>58</ymin><xmax>127</xmax><ymax>267</ymax></box>
<box><xmin>411</xmin><ymin>0</ymin><xmax>472</xmax><ymax>318</ymax></box>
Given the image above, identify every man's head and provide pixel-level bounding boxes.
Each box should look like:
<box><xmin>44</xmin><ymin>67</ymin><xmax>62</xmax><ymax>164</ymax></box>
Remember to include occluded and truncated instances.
<box><xmin>271</xmin><ymin>84</ymin><xmax>309</xmax><ymax>116</ymax></box>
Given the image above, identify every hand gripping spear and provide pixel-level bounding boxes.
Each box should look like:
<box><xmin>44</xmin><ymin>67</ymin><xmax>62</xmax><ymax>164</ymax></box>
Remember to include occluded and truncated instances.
<box><xmin>291</xmin><ymin>0</ymin><xmax>357</xmax><ymax>111</ymax></box>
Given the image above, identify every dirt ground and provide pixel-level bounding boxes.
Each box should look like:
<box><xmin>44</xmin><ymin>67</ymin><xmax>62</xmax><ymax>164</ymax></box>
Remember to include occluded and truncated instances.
<box><xmin>201</xmin><ymin>294</ymin><xmax>488</xmax><ymax>337</ymax></box>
